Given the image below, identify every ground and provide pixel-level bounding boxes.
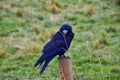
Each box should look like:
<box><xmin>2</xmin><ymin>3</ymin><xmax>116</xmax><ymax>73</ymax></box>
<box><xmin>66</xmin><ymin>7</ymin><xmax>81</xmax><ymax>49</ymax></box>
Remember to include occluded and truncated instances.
<box><xmin>0</xmin><ymin>0</ymin><xmax>120</xmax><ymax>80</ymax></box>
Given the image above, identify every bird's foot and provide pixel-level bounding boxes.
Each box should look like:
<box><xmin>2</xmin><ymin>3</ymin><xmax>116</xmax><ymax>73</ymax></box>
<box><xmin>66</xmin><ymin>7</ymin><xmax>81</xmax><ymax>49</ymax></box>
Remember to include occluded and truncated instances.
<box><xmin>58</xmin><ymin>55</ymin><xmax>70</xmax><ymax>59</ymax></box>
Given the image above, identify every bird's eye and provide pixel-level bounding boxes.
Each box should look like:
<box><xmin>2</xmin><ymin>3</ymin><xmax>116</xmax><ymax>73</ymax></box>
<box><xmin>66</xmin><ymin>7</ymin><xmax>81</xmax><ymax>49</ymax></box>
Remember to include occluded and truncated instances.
<box><xmin>63</xmin><ymin>30</ymin><xmax>68</xmax><ymax>35</ymax></box>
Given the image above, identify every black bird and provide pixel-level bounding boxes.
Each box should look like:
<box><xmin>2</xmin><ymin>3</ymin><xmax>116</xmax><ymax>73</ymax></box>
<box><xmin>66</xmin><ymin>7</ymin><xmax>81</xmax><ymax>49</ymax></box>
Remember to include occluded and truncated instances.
<box><xmin>34</xmin><ymin>24</ymin><xmax>74</xmax><ymax>74</ymax></box>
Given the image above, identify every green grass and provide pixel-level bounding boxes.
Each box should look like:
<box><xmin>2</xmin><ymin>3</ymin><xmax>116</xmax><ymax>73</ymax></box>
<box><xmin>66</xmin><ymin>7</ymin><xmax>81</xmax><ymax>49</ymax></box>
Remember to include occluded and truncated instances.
<box><xmin>0</xmin><ymin>0</ymin><xmax>120</xmax><ymax>80</ymax></box>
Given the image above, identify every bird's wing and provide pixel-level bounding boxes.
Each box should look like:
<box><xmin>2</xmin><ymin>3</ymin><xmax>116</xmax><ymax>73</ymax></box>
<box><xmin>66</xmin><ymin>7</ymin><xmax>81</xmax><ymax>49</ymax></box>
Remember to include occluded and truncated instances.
<box><xmin>42</xmin><ymin>39</ymin><xmax>66</xmax><ymax>54</ymax></box>
<box><xmin>42</xmin><ymin>32</ymin><xmax>66</xmax><ymax>54</ymax></box>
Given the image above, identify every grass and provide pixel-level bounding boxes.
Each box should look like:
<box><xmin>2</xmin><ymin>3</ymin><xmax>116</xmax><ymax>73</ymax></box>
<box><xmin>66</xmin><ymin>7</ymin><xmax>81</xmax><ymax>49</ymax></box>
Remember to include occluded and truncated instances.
<box><xmin>0</xmin><ymin>0</ymin><xmax>120</xmax><ymax>80</ymax></box>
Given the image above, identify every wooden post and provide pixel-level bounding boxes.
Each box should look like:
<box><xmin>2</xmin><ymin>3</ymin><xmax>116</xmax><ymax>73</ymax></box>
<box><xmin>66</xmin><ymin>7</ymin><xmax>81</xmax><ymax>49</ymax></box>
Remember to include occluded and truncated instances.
<box><xmin>58</xmin><ymin>57</ymin><xmax>73</xmax><ymax>80</ymax></box>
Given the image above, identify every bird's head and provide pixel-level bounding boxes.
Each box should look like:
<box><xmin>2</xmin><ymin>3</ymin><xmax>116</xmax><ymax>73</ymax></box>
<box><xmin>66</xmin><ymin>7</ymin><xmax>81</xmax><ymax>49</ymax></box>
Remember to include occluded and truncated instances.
<box><xmin>60</xmin><ymin>24</ymin><xmax>72</xmax><ymax>36</ymax></box>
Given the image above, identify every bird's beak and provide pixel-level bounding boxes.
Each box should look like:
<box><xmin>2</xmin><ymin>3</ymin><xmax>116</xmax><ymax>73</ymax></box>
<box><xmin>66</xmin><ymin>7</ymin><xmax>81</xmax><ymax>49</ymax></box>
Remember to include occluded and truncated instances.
<box><xmin>63</xmin><ymin>30</ymin><xmax>68</xmax><ymax>36</ymax></box>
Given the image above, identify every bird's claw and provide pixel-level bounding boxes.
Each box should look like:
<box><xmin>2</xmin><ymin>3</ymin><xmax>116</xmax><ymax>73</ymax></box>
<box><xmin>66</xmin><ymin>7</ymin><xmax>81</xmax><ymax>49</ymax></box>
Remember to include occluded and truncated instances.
<box><xmin>58</xmin><ymin>55</ymin><xmax>70</xmax><ymax>59</ymax></box>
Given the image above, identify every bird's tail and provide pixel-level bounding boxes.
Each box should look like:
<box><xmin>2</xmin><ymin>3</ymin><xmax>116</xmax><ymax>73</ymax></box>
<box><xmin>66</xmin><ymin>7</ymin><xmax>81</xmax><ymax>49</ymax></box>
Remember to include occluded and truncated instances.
<box><xmin>34</xmin><ymin>55</ymin><xmax>45</xmax><ymax>67</ymax></box>
<box><xmin>40</xmin><ymin>56</ymin><xmax>54</xmax><ymax>74</ymax></box>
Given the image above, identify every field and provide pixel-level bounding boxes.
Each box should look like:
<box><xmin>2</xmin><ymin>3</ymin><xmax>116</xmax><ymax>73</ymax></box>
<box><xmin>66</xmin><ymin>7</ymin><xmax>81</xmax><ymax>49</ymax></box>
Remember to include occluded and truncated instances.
<box><xmin>0</xmin><ymin>0</ymin><xmax>120</xmax><ymax>80</ymax></box>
